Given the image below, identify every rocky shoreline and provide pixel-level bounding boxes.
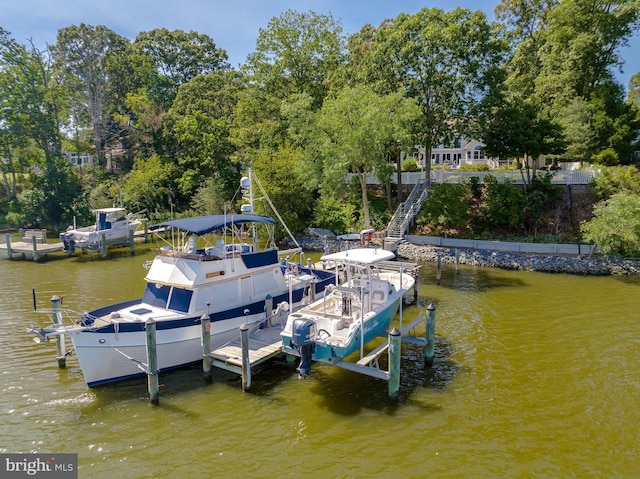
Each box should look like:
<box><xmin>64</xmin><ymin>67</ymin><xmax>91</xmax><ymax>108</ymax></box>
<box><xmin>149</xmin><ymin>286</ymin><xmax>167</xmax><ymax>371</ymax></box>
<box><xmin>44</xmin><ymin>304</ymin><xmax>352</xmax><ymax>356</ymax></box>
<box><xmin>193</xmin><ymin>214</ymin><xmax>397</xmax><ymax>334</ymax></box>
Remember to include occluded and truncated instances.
<box><xmin>286</xmin><ymin>236</ymin><xmax>640</xmax><ymax>276</ymax></box>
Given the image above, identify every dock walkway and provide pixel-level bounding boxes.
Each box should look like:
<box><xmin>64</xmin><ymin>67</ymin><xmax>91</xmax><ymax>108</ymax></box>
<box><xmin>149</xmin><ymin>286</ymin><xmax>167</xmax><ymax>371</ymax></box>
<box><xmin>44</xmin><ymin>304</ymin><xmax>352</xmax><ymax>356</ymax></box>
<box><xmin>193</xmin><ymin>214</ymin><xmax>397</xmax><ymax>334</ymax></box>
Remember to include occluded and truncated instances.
<box><xmin>209</xmin><ymin>326</ymin><xmax>284</xmax><ymax>372</ymax></box>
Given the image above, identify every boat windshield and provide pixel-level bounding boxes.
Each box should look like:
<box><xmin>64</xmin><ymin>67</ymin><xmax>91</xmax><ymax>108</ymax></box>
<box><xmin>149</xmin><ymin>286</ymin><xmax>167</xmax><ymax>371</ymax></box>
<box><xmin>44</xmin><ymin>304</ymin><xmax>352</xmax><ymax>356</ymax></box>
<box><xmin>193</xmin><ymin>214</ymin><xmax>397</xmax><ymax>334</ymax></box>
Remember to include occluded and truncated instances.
<box><xmin>142</xmin><ymin>283</ymin><xmax>193</xmax><ymax>313</ymax></box>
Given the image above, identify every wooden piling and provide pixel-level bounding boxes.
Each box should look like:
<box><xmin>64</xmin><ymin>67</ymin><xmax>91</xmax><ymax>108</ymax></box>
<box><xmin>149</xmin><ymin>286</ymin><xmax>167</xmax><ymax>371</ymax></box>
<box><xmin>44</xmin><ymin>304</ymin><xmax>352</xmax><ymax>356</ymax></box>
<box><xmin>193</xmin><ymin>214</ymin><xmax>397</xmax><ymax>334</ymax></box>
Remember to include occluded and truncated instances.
<box><xmin>145</xmin><ymin>318</ymin><xmax>159</xmax><ymax>405</ymax></box>
<box><xmin>388</xmin><ymin>327</ymin><xmax>401</xmax><ymax>399</ymax></box>
<box><xmin>51</xmin><ymin>295</ymin><xmax>66</xmax><ymax>368</ymax></box>
<box><xmin>455</xmin><ymin>248</ymin><xmax>460</xmax><ymax>274</ymax></box>
<box><xmin>31</xmin><ymin>235</ymin><xmax>39</xmax><ymax>262</ymax></box>
<box><xmin>201</xmin><ymin>314</ymin><xmax>212</xmax><ymax>382</ymax></box>
<box><xmin>263</xmin><ymin>294</ymin><xmax>273</xmax><ymax>327</ymax></box>
<box><xmin>129</xmin><ymin>229</ymin><xmax>135</xmax><ymax>255</ymax></box>
<box><xmin>144</xmin><ymin>219</ymin><xmax>148</xmax><ymax>243</ymax></box>
<box><xmin>425</xmin><ymin>303</ymin><xmax>436</xmax><ymax>368</ymax></box>
<box><xmin>5</xmin><ymin>234</ymin><xmax>12</xmax><ymax>260</ymax></box>
<box><xmin>436</xmin><ymin>255</ymin><xmax>442</xmax><ymax>285</ymax></box>
<box><xmin>240</xmin><ymin>324</ymin><xmax>251</xmax><ymax>390</ymax></box>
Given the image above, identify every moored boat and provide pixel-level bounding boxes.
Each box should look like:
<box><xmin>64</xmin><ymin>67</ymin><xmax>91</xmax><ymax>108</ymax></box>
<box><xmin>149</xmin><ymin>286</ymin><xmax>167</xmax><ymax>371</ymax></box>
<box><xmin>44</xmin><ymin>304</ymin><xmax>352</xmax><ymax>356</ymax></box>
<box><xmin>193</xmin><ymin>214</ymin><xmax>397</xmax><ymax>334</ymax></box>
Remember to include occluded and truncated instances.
<box><xmin>280</xmin><ymin>248</ymin><xmax>416</xmax><ymax>376</ymax></box>
<box><xmin>59</xmin><ymin>207</ymin><xmax>143</xmax><ymax>254</ymax></box>
<box><xmin>32</xmin><ymin>172</ymin><xmax>336</xmax><ymax>386</ymax></box>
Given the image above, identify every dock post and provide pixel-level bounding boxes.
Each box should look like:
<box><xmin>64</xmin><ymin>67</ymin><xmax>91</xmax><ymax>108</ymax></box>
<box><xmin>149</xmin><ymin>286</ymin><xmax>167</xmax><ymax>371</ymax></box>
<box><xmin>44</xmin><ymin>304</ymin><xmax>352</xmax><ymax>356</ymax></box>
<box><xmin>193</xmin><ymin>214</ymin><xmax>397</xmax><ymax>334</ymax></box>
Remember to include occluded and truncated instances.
<box><xmin>5</xmin><ymin>234</ymin><xmax>12</xmax><ymax>260</ymax></box>
<box><xmin>263</xmin><ymin>294</ymin><xmax>273</xmax><ymax>327</ymax></box>
<box><xmin>455</xmin><ymin>248</ymin><xmax>460</xmax><ymax>274</ymax></box>
<box><xmin>51</xmin><ymin>295</ymin><xmax>66</xmax><ymax>368</ymax></box>
<box><xmin>436</xmin><ymin>255</ymin><xmax>441</xmax><ymax>285</ymax></box>
<box><xmin>388</xmin><ymin>327</ymin><xmax>401</xmax><ymax>399</ymax></box>
<box><xmin>425</xmin><ymin>303</ymin><xmax>436</xmax><ymax>368</ymax></box>
<box><xmin>145</xmin><ymin>318</ymin><xmax>159</xmax><ymax>405</ymax></box>
<box><xmin>144</xmin><ymin>219</ymin><xmax>148</xmax><ymax>243</ymax></box>
<box><xmin>240</xmin><ymin>324</ymin><xmax>251</xmax><ymax>390</ymax></box>
<box><xmin>31</xmin><ymin>235</ymin><xmax>39</xmax><ymax>262</ymax></box>
<box><xmin>201</xmin><ymin>313</ymin><xmax>212</xmax><ymax>382</ymax></box>
<box><xmin>101</xmin><ymin>233</ymin><xmax>107</xmax><ymax>258</ymax></box>
<box><xmin>129</xmin><ymin>229</ymin><xmax>135</xmax><ymax>255</ymax></box>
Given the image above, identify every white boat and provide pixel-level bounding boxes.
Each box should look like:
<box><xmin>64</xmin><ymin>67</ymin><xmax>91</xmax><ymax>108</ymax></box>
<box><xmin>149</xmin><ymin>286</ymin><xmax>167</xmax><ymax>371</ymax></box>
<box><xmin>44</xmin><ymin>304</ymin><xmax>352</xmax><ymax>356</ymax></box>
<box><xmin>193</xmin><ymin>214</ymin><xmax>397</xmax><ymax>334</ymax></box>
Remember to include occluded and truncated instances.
<box><xmin>280</xmin><ymin>248</ymin><xmax>416</xmax><ymax>377</ymax></box>
<box><xmin>32</xmin><ymin>172</ymin><xmax>336</xmax><ymax>387</ymax></box>
<box><xmin>34</xmin><ymin>213</ymin><xmax>335</xmax><ymax>386</ymax></box>
<box><xmin>59</xmin><ymin>207</ymin><xmax>143</xmax><ymax>254</ymax></box>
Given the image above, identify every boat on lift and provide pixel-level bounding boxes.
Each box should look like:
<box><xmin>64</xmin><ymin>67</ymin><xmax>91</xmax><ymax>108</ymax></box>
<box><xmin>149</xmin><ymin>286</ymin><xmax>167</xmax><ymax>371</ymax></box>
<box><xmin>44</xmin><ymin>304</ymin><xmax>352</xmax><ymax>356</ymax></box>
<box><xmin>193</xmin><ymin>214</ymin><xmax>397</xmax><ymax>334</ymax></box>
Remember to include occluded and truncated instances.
<box><xmin>280</xmin><ymin>248</ymin><xmax>416</xmax><ymax>377</ymax></box>
<box><xmin>59</xmin><ymin>207</ymin><xmax>144</xmax><ymax>254</ymax></box>
<box><xmin>31</xmin><ymin>171</ymin><xmax>335</xmax><ymax>386</ymax></box>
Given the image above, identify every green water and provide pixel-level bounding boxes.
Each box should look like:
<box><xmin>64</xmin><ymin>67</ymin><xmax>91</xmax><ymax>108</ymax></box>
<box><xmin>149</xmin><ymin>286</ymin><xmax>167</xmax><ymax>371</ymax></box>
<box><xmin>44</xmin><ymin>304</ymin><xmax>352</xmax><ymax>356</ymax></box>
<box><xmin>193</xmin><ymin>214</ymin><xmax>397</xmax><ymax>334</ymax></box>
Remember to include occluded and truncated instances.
<box><xmin>1</xmin><ymin>248</ymin><xmax>639</xmax><ymax>478</ymax></box>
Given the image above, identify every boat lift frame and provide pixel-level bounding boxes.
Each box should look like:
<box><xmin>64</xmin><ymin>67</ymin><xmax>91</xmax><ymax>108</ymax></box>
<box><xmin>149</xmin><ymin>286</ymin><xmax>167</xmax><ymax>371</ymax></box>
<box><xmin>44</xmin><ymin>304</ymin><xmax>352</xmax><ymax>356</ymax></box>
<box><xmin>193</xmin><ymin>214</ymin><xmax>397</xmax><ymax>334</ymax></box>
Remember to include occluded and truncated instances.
<box><xmin>198</xmin><ymin>300</ymin><xmax>437</xmax><ymax>399</ymax></box>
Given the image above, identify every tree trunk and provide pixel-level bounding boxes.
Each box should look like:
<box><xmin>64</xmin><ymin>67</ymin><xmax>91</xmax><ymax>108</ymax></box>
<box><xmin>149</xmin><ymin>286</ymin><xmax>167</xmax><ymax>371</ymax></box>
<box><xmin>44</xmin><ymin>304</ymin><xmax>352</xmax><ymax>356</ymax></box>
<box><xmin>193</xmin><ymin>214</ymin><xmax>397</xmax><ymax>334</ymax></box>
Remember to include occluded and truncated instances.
<box><xmin>358</xmin><ymin>169</ymin><xmax>371</xmax><ymax>230</ymax></box>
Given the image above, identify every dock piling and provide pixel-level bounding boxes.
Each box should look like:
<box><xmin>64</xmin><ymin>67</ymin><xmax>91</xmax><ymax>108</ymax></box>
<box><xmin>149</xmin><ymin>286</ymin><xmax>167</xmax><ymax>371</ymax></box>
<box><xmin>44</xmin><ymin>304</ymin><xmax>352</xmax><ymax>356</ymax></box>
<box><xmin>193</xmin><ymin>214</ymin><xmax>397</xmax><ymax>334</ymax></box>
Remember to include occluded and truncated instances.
<box><xmin>5</xmin><ymin>234</ymin><xmax>12</xmax><ymax>259</ymax></box>
<box><xmin>425</xmin><ymin>303</ymin><xmax>436</xmax><ymax>368</ymax></box>
<box><xmin>240</xmin><ymin>324</ymin><xmax>251</xmax><ymax>390</ymax></box>
<box><xmin>129</xmin><ymin>229</ymin><xmax>135</xmax><ymax>255</ymax></box>
<box><xmin>201</xmin><ymin>313</ymin><xmax>212</xmax><ymax>382</ymax></box>
<box><xmin>31</xmin><ymin>235</ymin><xmax>39</xmax><ymax>262</ymax></box>
<box><xmin>455</xmin><ymin>248</ymin><xmax>460</xmax><ymax>273</ymax></box>
<box><xmin>436</xmin><ymin>255</ymin><xmax>442</xmax><ymax>284</ymax></box>
<box><xmin>51</xmin><ymin>295</ymin><xmax>66</xmax><ymax>368</ymax></box>
<box><xmin>388</xmin><ymin>328</ymin><xmax>401</xmax><ymax>399</ymax></box>
<box><xmin>145</xmin><ymin>318</ymin><xmax>159</xmax><ymax>405</ymax></box>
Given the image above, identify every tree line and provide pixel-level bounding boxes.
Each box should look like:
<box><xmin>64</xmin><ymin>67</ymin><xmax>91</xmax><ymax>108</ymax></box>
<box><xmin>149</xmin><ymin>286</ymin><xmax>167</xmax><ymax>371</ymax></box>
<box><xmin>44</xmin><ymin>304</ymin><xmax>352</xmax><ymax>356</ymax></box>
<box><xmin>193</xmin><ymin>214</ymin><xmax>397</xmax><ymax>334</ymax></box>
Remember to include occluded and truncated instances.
<box><xmin>1</xmin><ymin>1</ymin><xmax>639</xmax><ymax>255</ymax></box>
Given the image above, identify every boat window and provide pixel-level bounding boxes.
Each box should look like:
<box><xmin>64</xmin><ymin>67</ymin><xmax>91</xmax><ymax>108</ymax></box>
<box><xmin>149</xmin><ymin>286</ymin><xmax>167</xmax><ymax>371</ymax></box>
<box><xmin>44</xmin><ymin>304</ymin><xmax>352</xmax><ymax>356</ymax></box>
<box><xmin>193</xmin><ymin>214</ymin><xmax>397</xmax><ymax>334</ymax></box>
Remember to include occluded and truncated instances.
<box><xmin>143</xmin><ymin>283</ymin><xmax>170</xmax><ymax>308</ymax></box>
<box><xmin>168</xmin><ymin>287</ymin><xmax>193</xmax><ymax>313</ymax></box>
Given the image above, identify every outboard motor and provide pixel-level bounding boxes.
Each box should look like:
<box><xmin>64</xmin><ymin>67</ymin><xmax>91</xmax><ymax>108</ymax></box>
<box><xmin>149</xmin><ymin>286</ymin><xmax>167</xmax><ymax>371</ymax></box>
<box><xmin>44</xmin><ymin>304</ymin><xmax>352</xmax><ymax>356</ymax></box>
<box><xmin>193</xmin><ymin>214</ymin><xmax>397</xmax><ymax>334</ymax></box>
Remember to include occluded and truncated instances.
<box><xmin>60</xmin><ymin>232</ymin><xmax>75</xmax><ymax>255</ymax></box>
<box><xmin>291</xmin><ymin>317</ymin><xmax>316</xmax><ymax>378</ymax></box>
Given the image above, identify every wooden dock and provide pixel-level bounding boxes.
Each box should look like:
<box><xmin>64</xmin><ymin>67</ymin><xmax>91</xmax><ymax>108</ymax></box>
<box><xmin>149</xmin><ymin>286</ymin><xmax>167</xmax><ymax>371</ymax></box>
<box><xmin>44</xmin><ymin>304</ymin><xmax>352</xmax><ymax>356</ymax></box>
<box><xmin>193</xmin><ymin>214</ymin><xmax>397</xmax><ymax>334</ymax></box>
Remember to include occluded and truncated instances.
<box><xmin>209</xmin><ymin>326</ymin><xmax>284</xmax><ymax>373</ymax></box>
<box><xmin>0</xmin><ymin>236</ymin><xmax>64</xmax><ymax>261</ymax></box>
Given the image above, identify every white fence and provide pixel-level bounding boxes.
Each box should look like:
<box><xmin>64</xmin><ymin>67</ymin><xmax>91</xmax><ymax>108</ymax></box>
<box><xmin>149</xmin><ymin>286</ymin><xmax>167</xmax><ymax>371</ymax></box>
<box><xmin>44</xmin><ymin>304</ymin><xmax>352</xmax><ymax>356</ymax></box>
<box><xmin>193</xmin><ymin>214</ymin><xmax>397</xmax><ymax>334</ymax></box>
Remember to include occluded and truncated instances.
<box><xmin>404</xmin><ymin>235</ymin><xmax>599</xmax><ymax>256</ymax></box>
<box><xmin>359</xmin><ymin>169</ymin><xmax>598</xmax><ymax>185</ymax></box>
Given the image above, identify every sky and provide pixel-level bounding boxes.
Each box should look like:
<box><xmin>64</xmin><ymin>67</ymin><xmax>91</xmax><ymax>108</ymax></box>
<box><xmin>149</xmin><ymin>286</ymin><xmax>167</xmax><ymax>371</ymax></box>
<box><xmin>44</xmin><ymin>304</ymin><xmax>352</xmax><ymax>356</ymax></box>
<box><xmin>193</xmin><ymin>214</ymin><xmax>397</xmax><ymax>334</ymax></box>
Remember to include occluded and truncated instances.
<box><xmin>1</xmin><ymin>0</ymin><xmax>639</xmax><ymax>89</ymax></box>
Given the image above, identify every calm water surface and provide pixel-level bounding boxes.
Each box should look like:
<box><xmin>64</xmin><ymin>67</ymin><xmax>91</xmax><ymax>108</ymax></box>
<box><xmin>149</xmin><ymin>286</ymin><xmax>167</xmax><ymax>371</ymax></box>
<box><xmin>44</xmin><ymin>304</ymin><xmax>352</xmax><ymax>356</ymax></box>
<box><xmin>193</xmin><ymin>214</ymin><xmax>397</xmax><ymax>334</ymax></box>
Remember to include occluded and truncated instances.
<box><xmin>1</xmin><ymin>246</ymin><xmax>639</xmax><ymax>478</ymax></box>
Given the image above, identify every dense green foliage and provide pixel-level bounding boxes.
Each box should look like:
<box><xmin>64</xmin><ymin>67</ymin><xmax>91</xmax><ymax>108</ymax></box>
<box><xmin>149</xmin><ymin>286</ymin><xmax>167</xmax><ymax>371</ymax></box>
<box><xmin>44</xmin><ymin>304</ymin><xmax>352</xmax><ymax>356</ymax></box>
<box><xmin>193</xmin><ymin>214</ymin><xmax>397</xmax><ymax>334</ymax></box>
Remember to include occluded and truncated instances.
<box><xmin>418</xmin><ymin>173</ymin><xmax>563</xmax><ymax>239</ymax></box>
<box><xmin>0</xmin><ymin>2</ymin><xmax>639</xmax><ymax>258</ymax></box>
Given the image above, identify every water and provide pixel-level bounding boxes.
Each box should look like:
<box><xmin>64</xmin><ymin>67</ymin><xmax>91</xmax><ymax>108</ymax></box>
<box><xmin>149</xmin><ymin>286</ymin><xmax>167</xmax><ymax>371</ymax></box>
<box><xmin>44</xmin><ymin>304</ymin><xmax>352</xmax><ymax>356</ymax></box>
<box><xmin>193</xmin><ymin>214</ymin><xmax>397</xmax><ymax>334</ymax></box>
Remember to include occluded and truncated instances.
<box><xmin>1</xmin><ymin>248</ymin><xmax>639</xmax><ymax>478</ymax></box>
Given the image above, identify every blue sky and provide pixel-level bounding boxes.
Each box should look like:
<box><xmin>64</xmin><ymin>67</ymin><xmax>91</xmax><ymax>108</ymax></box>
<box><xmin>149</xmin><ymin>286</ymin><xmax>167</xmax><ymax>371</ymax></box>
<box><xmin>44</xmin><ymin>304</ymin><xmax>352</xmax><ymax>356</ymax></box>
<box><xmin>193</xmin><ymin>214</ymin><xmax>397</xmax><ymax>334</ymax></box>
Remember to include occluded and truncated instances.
<box><xmin>2</xmin><ymin>0</ymin><xmax>638</xmax><ymax>89</ymax></box>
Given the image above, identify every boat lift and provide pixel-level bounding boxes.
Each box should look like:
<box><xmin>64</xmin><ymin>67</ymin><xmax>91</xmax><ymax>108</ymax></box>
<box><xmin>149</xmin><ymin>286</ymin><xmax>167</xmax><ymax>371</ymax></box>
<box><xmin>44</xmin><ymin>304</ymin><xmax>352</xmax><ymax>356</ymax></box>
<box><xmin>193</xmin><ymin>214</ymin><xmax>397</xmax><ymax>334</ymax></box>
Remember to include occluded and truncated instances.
<box><xmin>198</xmin><ymin>298</ymin><xmax>437</xmax><ymax>399</ymax></box>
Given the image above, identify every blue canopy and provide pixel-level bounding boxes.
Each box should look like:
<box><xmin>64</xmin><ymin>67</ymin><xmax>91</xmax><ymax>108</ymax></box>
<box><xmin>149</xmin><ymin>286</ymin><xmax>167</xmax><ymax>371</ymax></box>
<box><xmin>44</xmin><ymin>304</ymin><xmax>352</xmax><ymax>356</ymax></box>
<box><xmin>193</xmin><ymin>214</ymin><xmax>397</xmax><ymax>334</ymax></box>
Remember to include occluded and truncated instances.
<box><xmin>150</xmin><ymin>214</ymin><xmax>275</xmax><ymax>236</ymax></box>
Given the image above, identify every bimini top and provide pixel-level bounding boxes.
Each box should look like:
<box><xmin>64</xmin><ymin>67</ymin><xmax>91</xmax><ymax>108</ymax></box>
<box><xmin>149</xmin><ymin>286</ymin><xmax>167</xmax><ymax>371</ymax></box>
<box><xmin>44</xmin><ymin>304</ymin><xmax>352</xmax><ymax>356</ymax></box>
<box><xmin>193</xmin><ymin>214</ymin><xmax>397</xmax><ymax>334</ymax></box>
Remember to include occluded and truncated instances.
<box><xmin>321</xmin><ymin>247</ymin><xmax>395</xmax><ymax>265</ymax></box>
<box><xmin>150</xmin><ymin>214</ymin><xmax>275</xmax><ymax>236</ymax></box>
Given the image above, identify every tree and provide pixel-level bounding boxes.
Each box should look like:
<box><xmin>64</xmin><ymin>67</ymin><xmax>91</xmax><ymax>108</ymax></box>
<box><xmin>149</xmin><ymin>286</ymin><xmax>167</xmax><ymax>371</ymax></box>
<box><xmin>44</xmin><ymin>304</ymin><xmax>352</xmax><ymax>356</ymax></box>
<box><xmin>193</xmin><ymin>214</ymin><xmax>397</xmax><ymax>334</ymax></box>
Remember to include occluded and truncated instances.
<box><xmin>418</xmin><ymin>183</ymin><xmax>472</xmax><ymax>237</ymax></box>
<box><xmin>629</xmin><ymin>71</ymin><xmax>640</xmax><ymax>105</ymax></box>
<box><xmin>581</xmin><ymin>193</ymin><xmax>640</xmax><ymax>257</ymax></box>
<box><xmin>364</xmin><ymin>7</ymin><xmax>508</xmax><ymax>184</ymax></box>
<box><xmin>163</xmin><ymin>71</ymin><xmax>244</xmax><ymax>204</ymax></box>
<box><xmin>52</xmin><ymin>24</ymin><xmax>129</xmax><ymax>166</ymax></box>
<box><xmin>497</xmin><ymin>0</ymin><xmax>640</xmax><ymax>163</ymax></box>
<box><xmin>480</xmin><ymin>97</ymin><xmax>566</xmax><ymax>185</ymax></box>
<box><xmin>244</xmin><ymin>10</ymin><xmax>346</xmax><ymax>109</ymax></box>
<box><xmin>495</xmin><ymin>0</ymin><xmax>559</xmax><ymax>97</ymax></box>
<box><xmin>122</xmin><ymin>154</ymin><xmax>176</xmax><ymax>214</ymax></box>
<box><xmin>132</xmin><ymin>28</ymin><xmax>229</xmax><ymax>108</ymax></box>
<box><xmin>313</xmin><ymin>86</ymin><xmax>420</xmax><ymax>229</ymax></box>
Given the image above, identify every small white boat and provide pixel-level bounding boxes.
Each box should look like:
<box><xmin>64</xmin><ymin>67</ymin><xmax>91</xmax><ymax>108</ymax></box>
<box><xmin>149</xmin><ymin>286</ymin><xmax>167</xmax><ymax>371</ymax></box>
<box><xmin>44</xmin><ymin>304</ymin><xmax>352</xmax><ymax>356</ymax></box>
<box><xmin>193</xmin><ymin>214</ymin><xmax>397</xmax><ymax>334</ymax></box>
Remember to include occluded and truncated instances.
<box><xmin>280</xmin><ymin>248</ymin><xmax>416</xmax><ymax>376</ymax></box>
<box><xmin>59</xmin><ymin>207</ymin><xmax>143</xmax><ymax>254</ymax></box>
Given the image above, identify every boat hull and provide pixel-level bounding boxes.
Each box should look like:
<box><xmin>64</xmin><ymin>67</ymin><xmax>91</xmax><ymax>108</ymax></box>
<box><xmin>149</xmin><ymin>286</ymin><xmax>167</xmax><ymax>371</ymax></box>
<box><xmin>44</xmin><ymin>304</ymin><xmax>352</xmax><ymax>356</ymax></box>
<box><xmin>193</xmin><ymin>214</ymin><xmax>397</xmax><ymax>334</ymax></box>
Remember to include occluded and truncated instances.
<box><xmin>311</xmin><ymin>296</ymin><xmax>400</xmax><ymax>362</ymax></box>
<box><xmin>66</xmin><ymin>270</ymin><xmax>334</xmax><ymax>386</ymax></box>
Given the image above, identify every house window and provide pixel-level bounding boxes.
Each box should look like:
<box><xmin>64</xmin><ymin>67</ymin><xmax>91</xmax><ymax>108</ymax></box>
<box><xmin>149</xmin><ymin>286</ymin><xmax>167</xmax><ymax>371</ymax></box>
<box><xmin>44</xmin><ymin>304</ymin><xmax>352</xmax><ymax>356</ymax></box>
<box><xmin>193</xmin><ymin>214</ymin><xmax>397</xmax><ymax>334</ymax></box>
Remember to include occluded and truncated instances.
<box><xmin>473</xmin><ymin>146</ymin><xmax>485</xmax><ymax>160</ymax></box>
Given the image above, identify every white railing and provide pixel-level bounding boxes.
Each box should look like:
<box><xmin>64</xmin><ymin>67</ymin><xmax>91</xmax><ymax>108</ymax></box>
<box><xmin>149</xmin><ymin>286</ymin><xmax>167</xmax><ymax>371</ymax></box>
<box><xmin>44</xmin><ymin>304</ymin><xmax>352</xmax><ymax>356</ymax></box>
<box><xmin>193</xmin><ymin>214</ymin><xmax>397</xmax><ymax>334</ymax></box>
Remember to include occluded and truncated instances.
<box><xmin>355</xmin><ymin>169</ymin><xmax>598</xmax><ymax>185</ymax></box>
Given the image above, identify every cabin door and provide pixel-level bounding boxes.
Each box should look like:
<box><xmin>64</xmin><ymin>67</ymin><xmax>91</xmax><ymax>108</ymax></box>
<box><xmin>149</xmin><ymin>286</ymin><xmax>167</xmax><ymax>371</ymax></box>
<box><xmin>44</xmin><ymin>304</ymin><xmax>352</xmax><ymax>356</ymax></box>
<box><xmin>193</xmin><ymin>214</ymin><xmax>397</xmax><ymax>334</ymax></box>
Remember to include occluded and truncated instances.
<box><xmin>241</xmin><ymin>277</ymin><xmax>252</xmax><ymax>304</ymax></box>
